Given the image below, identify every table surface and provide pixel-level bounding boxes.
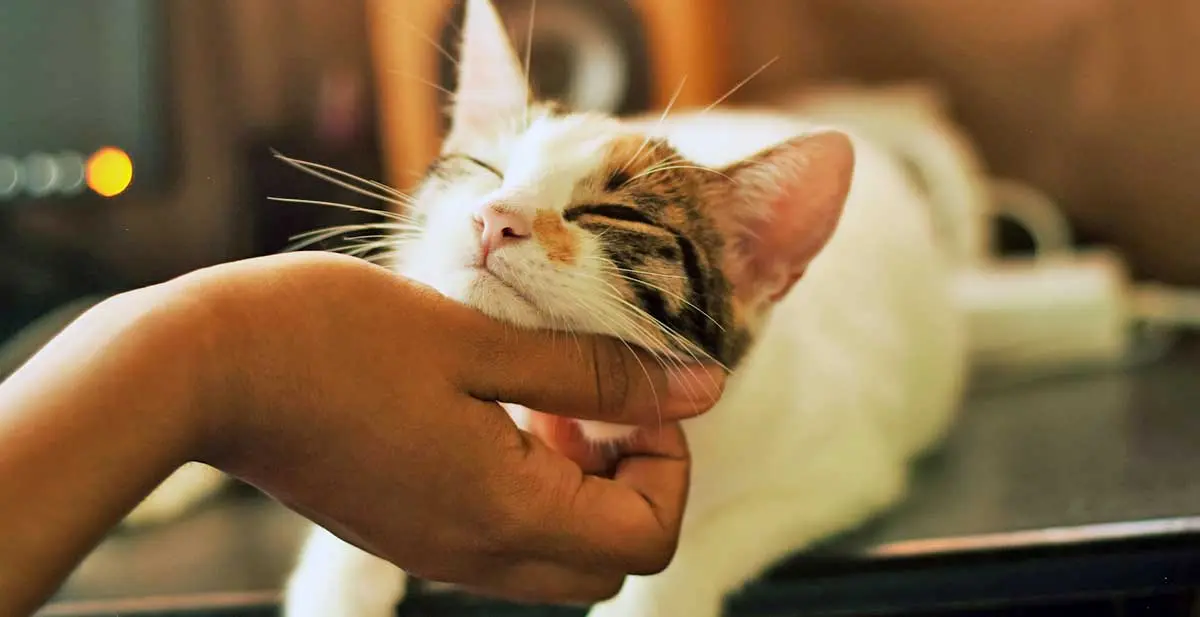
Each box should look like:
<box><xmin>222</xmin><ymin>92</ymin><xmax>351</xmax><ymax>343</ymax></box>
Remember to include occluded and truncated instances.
<box><xmin>43</xmin><ymin>340</ymin><xmax>1200</xmax><ymax>614</ymax></box>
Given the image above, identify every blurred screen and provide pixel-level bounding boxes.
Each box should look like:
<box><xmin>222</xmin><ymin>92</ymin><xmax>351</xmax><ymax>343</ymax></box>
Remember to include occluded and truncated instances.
<box><xmin>0</xmin><ymin>0</ymin><xmax>171</xmax><ymax>202</ymax></box>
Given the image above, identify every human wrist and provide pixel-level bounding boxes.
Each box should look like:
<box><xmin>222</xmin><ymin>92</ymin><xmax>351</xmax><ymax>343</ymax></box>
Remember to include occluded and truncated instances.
<box><xmin>131</xmin><ymin>274</ymin><xmax>250</xmax><ymax>471</ymax></box>
<box><xmin>92</xmin><ymin>284</ymin><xmax>221</xmax><ymax>466</ymax></box>
<box><xmin>0</xmin><ymin>283</ymin><xmax>221</xmax><ymax>614</ymax></box>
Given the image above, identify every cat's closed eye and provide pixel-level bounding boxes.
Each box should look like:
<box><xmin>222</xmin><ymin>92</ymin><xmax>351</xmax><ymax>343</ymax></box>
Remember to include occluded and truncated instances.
<box><xmin>445</xmin><ymin>153</ymin><xmax>503</xmax><ymax>179</ymax></box>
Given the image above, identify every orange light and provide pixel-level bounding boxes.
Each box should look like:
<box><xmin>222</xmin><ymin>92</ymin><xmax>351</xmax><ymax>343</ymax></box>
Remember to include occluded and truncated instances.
<box><xmin>86</xmin><ymin>147</ymin><xmax>134</xmax><ymax>197</ymax></box>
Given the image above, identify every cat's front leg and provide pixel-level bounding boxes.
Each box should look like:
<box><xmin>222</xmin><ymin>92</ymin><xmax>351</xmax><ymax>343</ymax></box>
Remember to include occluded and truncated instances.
<box><xmin>283</xmin><ymin>525</ymin><xmax>407</xmax><ymax>617</ymax></box>
<box><xmin>587</xmin><ymin>468</ymin><xmax>906</xmax><ymax>617</ymax></box>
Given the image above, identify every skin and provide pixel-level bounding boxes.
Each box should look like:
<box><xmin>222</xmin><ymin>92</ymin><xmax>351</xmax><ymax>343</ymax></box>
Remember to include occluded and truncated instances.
<box><xmin>0</xmin><ymin>251</ymin><xmax>725</xmax><ymax>617</ymax></box>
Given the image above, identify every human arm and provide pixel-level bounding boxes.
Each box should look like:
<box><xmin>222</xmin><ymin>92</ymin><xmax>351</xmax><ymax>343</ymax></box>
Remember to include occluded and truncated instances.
<box><xmin>0</xmin><ymin>252</ymin><xmax>724</xmax><ymax>616</ymax></box>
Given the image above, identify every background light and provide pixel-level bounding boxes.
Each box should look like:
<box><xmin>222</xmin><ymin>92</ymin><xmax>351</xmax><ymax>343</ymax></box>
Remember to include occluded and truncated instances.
<box><xmin>86</xmin><ymin>147</ymin><xmax>134</xmax><ymax>197</ymax></box>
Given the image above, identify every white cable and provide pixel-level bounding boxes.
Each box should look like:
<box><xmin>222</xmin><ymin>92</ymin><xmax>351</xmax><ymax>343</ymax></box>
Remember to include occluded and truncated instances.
<box><xmin>1130</xmin><ymin>283</ymin><xmax>1200</xmax><ymax>329</ymax></box>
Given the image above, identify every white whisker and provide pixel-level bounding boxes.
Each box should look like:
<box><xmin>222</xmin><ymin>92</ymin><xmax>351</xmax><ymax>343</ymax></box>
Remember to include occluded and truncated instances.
<box><xmin>522</xmin><ymin>0</ymin><xmax>537</xmax><ymax>128</ymax></box>
<box><xmin>619</xmin><ymin>76</ymin><xmax>688</xmax><ymax>175</ymax></box>
<box><xmin>386</xmin><ymin>68</ymin><xmax>457</xmax><ymax>98</ymax></box>
<box><xmin>700</xmin><ymin>55</ymin><xmax>779</xmax><ymax>114</ymax></box>
<box><xmin>631</xmin><ymin>165</ymin><xmax>733</xmax><ymax>183</ymax></box>
<box><xmin>561</xmin><ymin>295</ymin><xmax>667</xmax><ymax>429</ymax></box>
<box><xmin>567</xmin><ymin>269</ymin><xmax>728</xmax><ymax>374</ymax></box>
<box><xmin>267</xmin><ymin>197</ymin><xmax>419</xmax><ymax>224</ymax></box>
<box><xmin>272</xmin><ymin>151</ymin><xmax>414</xmax><ymax>203</ymax></box>
<box><xmin>272</xmin><ymin>153</ymin><xmax>415</xmax><ymax>208</ymax></box>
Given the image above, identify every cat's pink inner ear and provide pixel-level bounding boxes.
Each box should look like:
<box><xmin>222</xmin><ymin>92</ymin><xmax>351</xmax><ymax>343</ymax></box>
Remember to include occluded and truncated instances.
<box><xmin>451</xmin><ymin>0</ymin><xmax>529</xmax><ymax>133</ymax></box>
<box><xmin>721</xmin><ymin>130</ymin><xmax>855</xmax><ymax>304</ymax></box>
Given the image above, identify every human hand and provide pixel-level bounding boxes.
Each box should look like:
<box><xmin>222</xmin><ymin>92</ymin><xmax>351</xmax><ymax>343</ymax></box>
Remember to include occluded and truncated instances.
<box><xmin>175</xmin><ymin>252</ymin><xmax>725</xmax><ymax>603</ymax></box>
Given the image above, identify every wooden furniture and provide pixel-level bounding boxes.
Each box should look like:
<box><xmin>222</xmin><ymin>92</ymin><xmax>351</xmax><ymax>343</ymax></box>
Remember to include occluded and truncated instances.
<box><xmin>364</xmin><ymin>0</ymin><xmax>730</xmax><ymax>193</ymax></box>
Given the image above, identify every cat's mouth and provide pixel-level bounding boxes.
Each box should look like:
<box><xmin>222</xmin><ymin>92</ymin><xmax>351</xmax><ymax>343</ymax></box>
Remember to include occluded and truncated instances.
<box><xmin>467</xmin><ymin>265</ymin><xmax>542</xmax><ymax>314</ymax></box>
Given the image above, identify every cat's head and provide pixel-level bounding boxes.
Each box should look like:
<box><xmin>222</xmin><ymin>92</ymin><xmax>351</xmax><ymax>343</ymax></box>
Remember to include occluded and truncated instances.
<box><xmin>399</xmin><ymin>0</ymin><xmax>854</xmax><ymax>371</ymax></box>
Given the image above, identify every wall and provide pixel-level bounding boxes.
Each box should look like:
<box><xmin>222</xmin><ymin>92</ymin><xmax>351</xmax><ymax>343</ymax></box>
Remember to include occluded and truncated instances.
<box><xmin>728</xmin><ymin>0</ymin><xmax>1200</xmax><ymax>285</ymax></box>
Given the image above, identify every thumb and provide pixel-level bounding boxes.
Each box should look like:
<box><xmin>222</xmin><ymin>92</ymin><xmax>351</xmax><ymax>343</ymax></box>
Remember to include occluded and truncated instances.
<box><xmin>453</xmin><ymin>317</ymin><xmax>725</xmax><ymax>425</ymax></box>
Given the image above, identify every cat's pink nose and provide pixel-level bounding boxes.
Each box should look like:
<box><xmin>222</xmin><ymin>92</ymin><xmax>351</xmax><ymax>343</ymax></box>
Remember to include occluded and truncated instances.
<box><xmin>475</xmin><ymin>203</ymin><xmax>532</xmax><ymax>258</ymax></box>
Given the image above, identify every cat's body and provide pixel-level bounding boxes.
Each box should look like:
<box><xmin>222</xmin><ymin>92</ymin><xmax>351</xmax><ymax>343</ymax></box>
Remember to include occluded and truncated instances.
<box><xmin>284</xmin><ymin>109</ymin><xmax>965</xmax><ymax>617</ymax></box>
<box><xmin>127</xmin><ymin>2</ymin><xmax>967</xmax><ymax>615</ymax></box>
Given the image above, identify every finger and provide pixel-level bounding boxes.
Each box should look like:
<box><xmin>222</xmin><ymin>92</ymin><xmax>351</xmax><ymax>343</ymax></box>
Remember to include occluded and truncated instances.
<box><xmin>519</xmin><ymin>423</ymin><xmax>691</xmax><ymax>575</ymax></box>
<box><xmin>454</xmin><ymin>315</ymin><xmax>725</xmax><ymax>424</ymax></box>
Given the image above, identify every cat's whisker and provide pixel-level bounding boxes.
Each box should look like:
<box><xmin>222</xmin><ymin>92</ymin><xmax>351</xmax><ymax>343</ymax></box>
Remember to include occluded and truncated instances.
<box><xmin>361</xmin><ymin>251</ymin><xmax>401</xmax><ymax>267</ymax></box>
<box><xmin>602</xmin><ymin>293</ymin><xmax>729</xmax><ymax>379</ymax></box>
<box><xmin>570</xmin><ymin>301</ymin><xmax>675</xmax><ymax>435</ymax></box>
<box><xmin>402</xmin><ymin>15</ymin><xmax>459</xmax><ymax>68</ymax></box>
<box><xmin>591</xmin><ymin>272</ymin><xmax>730</xmax><ymax>377</ymax></box>
<box><xmin>288</xmin><ymin>225</ymin><xmax>405</xmax><ymax>252</ymax></box>
<box><xmin>562</xmin><ymin>296</ymin><xmax>666</xmax><ymax>425</ymax></box>
<box><xmin>564</xmin><ymin>281</ymin><xmax>679</xmax><ymax>364</ymax></box>
<box><xmin>269</xmin><ymin>197</ymin><xmax>420</xmax><ymax>226</ymax></box>
<box><xmin>631</xmin><ymin>165</ymin><xmax>733</xmax><ymax>184</ymax></box>
<box><xmin>386</xmin><ymin>68</ymin><xmax>458</xmax><ymax>98</ymax></box>
<box><xmin>272</xmin><ymin>152</ymin><xmax>415</xmax><ymax>207</ymax></box>
<box><xmin>619</xmin><ymin>76</ymin><xmax>688</xmax><ymax>175</ymax></box>
<box><xmin>585</xmin><ymin>299</ymin><xmax>709</xmax><ymax>414</ymax></box>
<box><xmin>700</xmin><ymin>55</ymin><xmax>779</xmax><ymax>115</ymax></box>
<box><xmin>627</xmin><ymin>153</ymin><xmax>690</xmax><ymax>181</ymax></box>
<box><xmin>587</xmin><ymin>260</ymin><xmax>688</xmax><ymax>280</ymax></box>
<box><xmin>290</xmin><ymin>222</ymin><xmax>420</xmax><ymax>240</ymax></box>
<box><xmin>339</xmin><ymin>233</ymin><xmax>397</xmax><ymax>243</ymax></box>
<box><xmin>579</xmin><ymin>298</ymin><xmax>683</xmax><ymax>393</ymax></box>
<box><xmin>585</xmin><ymin>265</ymin><xmax>724</xmax><ymax>360</ymax></box>
<box><xmin>286</xmin><ymin>221</ymin><xmax>420</xmax><ymax>254</ymax></box>
<box><xmin>599</xmin><ymin>268</ymin><xmax>727</xmax><ymax>334</ymax></box>
<box><xmin>567</xmin><ymin>270</ymin><xmax>725</xmax><ymax>373</ymax></box>
<box><xmin>336</xmin><ymin>237</ymin><xmax>400</xmax><ymax>253</ymax></box>
<box><xmin>522</xmin><ymin>0</ymin><xmax>537</xmax><ymax>129</ymax></box>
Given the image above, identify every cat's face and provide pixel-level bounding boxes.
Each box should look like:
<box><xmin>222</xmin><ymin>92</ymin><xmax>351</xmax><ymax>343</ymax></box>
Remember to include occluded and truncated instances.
<box><xmin>398</xmin><ymin>0</ymin><xmax>854</xmax><ymax>370</ymax></box>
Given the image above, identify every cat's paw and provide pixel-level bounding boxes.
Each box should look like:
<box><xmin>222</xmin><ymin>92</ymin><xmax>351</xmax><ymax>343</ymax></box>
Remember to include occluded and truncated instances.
<box><xmin>122</xmin><ymin>463</ymin><xmax>227</xmax><ymax>528</ymax></box>
<box><xmin>283</xmin><ymin>571</ymin><xmax>406</xmax><ymax>617</ymax></box>
<box><xmin>585</xmin><ymin>576</ymin><xmax>724</xmax><ymax>617</ymax></box>
<box><xmin>284</xmin><ymin>527</ymin><xmax>407</xmax><ymax>617</ymax></box>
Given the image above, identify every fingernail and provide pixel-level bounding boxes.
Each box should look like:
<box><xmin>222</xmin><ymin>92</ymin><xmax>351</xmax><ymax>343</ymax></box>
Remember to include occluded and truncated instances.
<box><xmin>666</xmin><ymin>364</ymin><xmax>726</xmax><ymax>416</ymax></box>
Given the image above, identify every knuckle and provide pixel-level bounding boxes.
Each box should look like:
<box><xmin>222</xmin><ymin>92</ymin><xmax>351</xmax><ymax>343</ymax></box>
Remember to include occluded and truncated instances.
<box><xmin>478</xmin><ymin>472</ymin><xmax>543</xmax><ymax>557</ymax></box>
<box><xmin>628</xmin><ymin>538</ymin><xmax>677</xmax><ymax>576</ymax></box>
<box><xmin>592</xmin><ymin>338</ymin><xmax>632</xmax><ymax>419</ymax></box>
<box><xmin>587</xmin><ymin>575</ymin><xmax>626</xmax><ymax>603</ymax></box>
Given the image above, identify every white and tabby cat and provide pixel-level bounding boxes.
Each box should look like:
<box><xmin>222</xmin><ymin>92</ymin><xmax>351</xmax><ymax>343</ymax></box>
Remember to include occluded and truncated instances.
<box><xmin>281</xmin><ymin>1</ymin><xmax>968</xmax><ymax>616</ymax></box>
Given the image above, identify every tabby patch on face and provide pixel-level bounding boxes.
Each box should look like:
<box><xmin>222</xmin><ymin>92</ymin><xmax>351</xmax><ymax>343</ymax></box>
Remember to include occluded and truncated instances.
<box><xmin>550</xmin><ymin>134</ymin><xmax>755</xmax><ymax>367</ymax></box>
<box><xmin>533</xmin><ymin>209</ymin><xmax>578</xmax><ymax>264</ymax></box>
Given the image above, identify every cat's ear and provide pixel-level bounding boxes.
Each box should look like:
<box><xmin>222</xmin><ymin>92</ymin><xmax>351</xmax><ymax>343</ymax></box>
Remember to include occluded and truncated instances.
<box><xmin>715</xmin><ymin>130</ymin><xmax>855</xmax><ymax>306</ymax></box>
<box><xmin>450</xmin><ymin>0</ymin><xmax>529</xmax><ymax>135</ymax></box>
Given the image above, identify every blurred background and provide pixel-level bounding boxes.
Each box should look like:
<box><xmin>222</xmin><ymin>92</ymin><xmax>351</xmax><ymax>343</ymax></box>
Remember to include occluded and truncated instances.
<box><xmin>4</xmin><ymin>1</ymin><xmax>1200</xmax><ymax>616</ymax></box>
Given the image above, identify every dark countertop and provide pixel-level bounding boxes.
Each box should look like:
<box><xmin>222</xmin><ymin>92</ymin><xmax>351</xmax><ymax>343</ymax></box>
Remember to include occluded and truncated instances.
<box><xmin>40</xmin><ymin>341</ymin><xmax>1200</xmax><ymax>616</ymax></box>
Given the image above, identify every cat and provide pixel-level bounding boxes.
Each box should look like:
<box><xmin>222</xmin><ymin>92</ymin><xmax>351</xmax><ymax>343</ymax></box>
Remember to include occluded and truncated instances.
<box><xmin>281</xmin><ymin>1</ymin><xmax>967</xmax><ymax>616</ymax></box>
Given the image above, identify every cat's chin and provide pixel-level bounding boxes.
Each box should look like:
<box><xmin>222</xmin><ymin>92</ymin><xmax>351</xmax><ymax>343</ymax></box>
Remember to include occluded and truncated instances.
<box><xmin>455</xmin><ymin>267</ymin><xmax>551</xmax><ymax>330</ymax></box>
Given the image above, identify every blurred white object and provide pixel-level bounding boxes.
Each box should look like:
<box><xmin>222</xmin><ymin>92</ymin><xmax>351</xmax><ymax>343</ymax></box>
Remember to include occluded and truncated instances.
<box><xmin>783</xmin><ymin>82</ymin><xmax>1200</xmax><ymax>380</ymax></box>
<box><xmin>988</xmin><ymin>178</ymin><xmax>1074</xmax><ymax>257</ymax></box>
<box><xmin>955</xmin><ymin>251</ymin><xmax>1131</xmax><ymax>378</ymax></box>
<box><xmin>787</xmin><ymin>83</ymin><xmax>992</xmax><ymax>267</ymax></box>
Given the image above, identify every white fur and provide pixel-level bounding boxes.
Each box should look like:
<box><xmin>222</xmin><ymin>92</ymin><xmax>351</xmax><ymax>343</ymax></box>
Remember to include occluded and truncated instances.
<box><xmin>282</xmin><ymin>108</ymin><xmax>966</xmax><ymax>617</ymax></box>
<box><xmin>122</xmin><ymin>4</ymin><xmax>966</xmax><ymax>614</ymax></box>
<box><xmin>121</xmin><ymin>463</ymin><xmax>227</xmax><ymax>528</ymax></box>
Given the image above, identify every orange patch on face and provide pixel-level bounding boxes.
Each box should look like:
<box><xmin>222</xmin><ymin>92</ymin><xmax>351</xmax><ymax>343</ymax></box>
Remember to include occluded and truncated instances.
<box><xmin>533</xmin><ymin>209</ymin><xmax>579</xmax><ymax>264</ymax></box>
